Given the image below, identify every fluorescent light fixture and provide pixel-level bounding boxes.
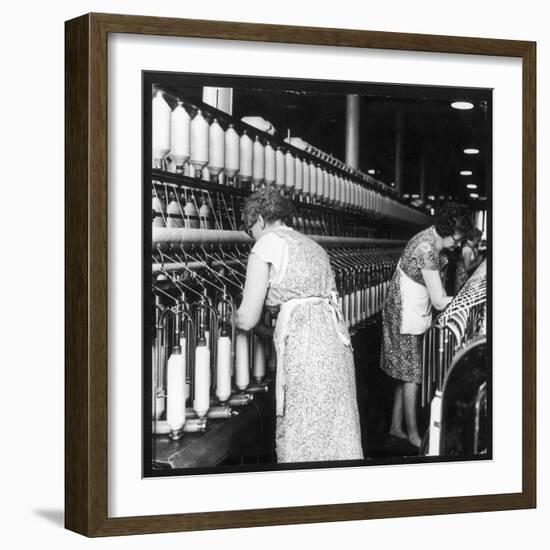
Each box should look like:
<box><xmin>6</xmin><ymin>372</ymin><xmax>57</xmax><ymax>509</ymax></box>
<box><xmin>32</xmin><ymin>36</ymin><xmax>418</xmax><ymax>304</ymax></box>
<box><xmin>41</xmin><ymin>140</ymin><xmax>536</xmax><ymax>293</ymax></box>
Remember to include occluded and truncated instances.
<box><xmin>464</xmin><ymin>148</ymin><xmax>480</xmax><ymax>154</ymax></box>
<box><xmin>411</xmin><ymin>194</ymin><xmax>420</xmax><ymax>199</ymax></box>
<box><xmin>368</xmin><ymin>169</ymin><xmax>376</xmax><ymax>174</ymax></box>
<box><xmin>460</xmin><ymin>170</ymin><xmax>473</xmax><ymax>176</ymax></box>
<box><xmin>451</xmin><ymin>101</ymin><xmax>474</xmax><ymax>110</ymax></box>
<box><xmin>428</xmin><ymin>195</ymin><xmax>435</xmax><ymax>200</ymax></box>
<box><xmin>403</xmin><ymin>194</ymin><xmax>410</xmax><ymax>198</ymax></box>
<box><xmin>467</xmin><ymin>184</ymin><xmax>478</xmax><ymax>189</ymax></box>
<box><xmin>430</xmin><ymin>208</ymin><xmax>435</xmax><ymax>216</ymax></box>
<box><xmin>469</xmin><ymin>193</ymin><xmax>479</xmax><ymax>198</ymax></box>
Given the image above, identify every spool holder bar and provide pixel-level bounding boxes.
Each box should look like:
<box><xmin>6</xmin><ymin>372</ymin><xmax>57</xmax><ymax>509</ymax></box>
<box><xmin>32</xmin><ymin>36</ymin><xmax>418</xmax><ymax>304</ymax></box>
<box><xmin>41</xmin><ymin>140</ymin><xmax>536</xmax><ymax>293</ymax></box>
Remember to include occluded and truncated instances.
<box><xmin>153</xmin><ymin>227</ymin><xmax>407</xmax><ymax>247</ymax></box>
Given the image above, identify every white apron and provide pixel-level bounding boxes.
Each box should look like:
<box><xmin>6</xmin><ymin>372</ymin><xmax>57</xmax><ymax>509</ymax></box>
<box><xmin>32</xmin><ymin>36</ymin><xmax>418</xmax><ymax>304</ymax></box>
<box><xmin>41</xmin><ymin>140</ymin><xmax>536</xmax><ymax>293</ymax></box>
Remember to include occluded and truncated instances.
<box><xmin>273</xmin><ymin>292</ymin><xmax>350</xmax><ymax>416</ymax></box>
<box><xmin>398</xmin><ymin>262</ymin><xmax>432</xmax><ymax>335</ymax></box>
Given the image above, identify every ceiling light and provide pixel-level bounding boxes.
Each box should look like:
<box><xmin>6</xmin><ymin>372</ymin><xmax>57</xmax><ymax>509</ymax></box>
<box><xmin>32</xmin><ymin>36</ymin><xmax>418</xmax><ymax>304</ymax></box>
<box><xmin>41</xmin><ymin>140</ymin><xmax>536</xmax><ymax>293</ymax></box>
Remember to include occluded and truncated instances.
<box><xmin>469</xmin><ymin>193</ymin><xmax>479</xmax><ymax>198</ymax></box>
<box><xmin>428</xmin><ymin>195</ymin><xmax>435</xmax><ymax>200</ymax></box>
<box><xmin>411</xmin><ymin>194</ymin><xmax>420</xmax><ymax>199</ymax></box>
<box><xmin>451</xmin><ymin>101</ymin><xmax>474</xmax><ymax>110</ymax></box>
<box><xmin>403</xmin><ymin>194</ymin><xmax>410</xmax><ymax>198</ymax></box>
<box><xmin>460</xmin><ymin>170</ymin><xmax>473</xmax><ymax>176</ymax></box>
<box><xmin>467</xmin><ymin>184</ymin><xmax>478</xmax><ymax>189</ymax></box>
<box><xmin>368</xmin><ymin>169</ymin><xmax>376</xmax><ymax>175</ymax></box>
<box><xmin>464</xmin><ymin>148</ymin><xmax>480</xmax><ymax>154</ymax></box>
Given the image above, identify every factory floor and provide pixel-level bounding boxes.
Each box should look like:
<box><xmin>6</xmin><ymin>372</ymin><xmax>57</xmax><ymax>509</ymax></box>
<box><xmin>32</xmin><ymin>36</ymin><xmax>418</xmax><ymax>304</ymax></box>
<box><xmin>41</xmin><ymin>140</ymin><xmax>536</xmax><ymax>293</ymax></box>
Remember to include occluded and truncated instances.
<box><xmin>352</xmin><ymin>319</ymin><xmax>429</xmax><ymax>460</ymax></box>
<box><xmin>219</xmin><ymin>317</ymin><xmax>428</xmax><ymax>469</ymax></box>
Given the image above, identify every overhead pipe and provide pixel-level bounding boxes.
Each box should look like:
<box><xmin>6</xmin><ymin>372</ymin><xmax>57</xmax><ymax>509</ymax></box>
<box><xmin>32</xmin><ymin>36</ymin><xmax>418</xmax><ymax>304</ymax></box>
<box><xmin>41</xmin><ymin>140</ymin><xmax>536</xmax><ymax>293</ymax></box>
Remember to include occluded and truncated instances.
<box><xmin>153</xmin><ymin>259</ymin><xmax>241</xmax><ymax>274</ymax></box>
<box><xmin>311</xmin><ymin>235</ymin><xmax>407</xmax><ymax>247</ymax></box>
<box><xmin>153</xmin><ymin>227</ymin><xmax>253</xmax><ymax>245</ymax></box>
<box><xmin>153</xmin><ymin>227</ymin><xmax>407</xmax><ymax>247</ymax></box>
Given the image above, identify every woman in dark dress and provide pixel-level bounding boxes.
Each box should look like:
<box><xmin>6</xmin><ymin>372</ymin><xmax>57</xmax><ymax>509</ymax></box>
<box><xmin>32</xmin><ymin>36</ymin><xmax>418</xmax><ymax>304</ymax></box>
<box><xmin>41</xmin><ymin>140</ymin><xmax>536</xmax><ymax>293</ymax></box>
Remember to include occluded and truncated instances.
<box><xmin>381</xmin><ymin>202</ymin><xmax>473</xmax><ymax>448</ymax></box>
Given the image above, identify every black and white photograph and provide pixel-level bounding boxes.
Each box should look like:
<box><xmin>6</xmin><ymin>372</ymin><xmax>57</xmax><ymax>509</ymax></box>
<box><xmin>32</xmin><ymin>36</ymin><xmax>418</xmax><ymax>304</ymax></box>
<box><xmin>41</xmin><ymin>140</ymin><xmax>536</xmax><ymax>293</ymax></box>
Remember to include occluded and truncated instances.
<box><xmin>2</xmin><ymin>0</ymin><xmax>544</xmax><ymax>542</ymax></box>
<box><xmin>144</xmin><ymin>72</ymin><xmax>491</xmax><ymax>476</ymax></box>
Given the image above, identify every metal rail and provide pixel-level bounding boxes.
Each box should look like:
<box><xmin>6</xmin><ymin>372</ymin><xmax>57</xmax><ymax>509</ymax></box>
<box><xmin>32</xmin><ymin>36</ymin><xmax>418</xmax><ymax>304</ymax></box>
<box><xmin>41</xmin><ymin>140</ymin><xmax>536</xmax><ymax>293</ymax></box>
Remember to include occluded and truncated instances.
<box><xmin>153</xmin><ymin>227</ymin><xmax>408</xmax><ymax>247</ymax></box>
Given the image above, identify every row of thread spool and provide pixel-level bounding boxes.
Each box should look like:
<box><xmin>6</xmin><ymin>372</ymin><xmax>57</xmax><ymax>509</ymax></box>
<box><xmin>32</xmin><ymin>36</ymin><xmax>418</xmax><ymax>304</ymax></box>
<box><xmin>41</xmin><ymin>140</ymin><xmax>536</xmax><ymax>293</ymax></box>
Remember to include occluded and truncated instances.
<box><xmin>151</xmin><ymin>182</ymin><xmax>376</xmax><ymax>237</ymax></box>
<box><xmin>152</xmin><ymin>243</ymin><xmax>402</xmax><ymax>441</ymax></box>
<box><xmin>152</xmin><ymin>291</ymin><xmax>274</xmax><ymax>441</ymax></box>
<box><xmin>152</xmin><ymin>89</ymin><xmax>431</xmax><ymax>226</ymax></box>
<box><xmin>332</xmin><ymin>246</ymin><xmax>400</xmax><ymax>327</ymax></box>
<box><xmin>152</xmin><ymin>185</ymin><xmax>217</xmax><ymax>230</ymax></box>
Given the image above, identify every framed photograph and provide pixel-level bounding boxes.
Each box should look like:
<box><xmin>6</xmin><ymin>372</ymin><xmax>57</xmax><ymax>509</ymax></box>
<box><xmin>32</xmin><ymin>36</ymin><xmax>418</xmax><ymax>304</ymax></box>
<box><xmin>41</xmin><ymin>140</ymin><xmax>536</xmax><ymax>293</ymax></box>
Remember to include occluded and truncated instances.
<box><xmin>65</xmin><ymin>13</ymin><xmax>536</xmax><ymax>536</ymax></box>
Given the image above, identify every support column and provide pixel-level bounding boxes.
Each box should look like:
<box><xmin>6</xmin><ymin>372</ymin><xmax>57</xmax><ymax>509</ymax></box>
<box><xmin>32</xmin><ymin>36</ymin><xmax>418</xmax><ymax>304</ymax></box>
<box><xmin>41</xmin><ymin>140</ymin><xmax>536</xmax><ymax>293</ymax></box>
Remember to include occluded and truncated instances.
<box><xmin>345</xmin><ymin>95</ymin><xmax>360</xmax><ymax>169</ymax></box>
<box><xmin>394</xmin><ymin>107</ymin><xmax>404</xmax><ymax>194</ymax></box>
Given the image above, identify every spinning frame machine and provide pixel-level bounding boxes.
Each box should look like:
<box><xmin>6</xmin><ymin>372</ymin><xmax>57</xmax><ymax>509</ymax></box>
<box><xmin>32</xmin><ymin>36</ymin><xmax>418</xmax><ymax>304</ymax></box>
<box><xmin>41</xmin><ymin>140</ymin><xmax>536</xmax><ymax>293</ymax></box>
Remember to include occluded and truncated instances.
<box><xmin>421</xmin><ymin>260</ymin><xmax>489</xmax><ymax>457</ymax></box>
<box><xmin>147</xmin><ymin>81</ymin><xmax>480</xmax><ymax>470</ymax></box>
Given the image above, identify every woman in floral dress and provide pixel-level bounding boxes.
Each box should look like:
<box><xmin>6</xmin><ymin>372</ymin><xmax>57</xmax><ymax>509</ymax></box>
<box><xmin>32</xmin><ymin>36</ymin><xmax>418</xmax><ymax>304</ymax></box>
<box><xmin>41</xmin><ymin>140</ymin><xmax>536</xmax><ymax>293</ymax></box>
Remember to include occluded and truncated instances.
<box><xmin>236</xmin><ymin>188</ymin><xmax>363</xmax><ymax>463</ymax></box>
<box><xmin>381</xmin><ymin>202</ymin><xmax>473</xmax><ymax>448</ymax></box>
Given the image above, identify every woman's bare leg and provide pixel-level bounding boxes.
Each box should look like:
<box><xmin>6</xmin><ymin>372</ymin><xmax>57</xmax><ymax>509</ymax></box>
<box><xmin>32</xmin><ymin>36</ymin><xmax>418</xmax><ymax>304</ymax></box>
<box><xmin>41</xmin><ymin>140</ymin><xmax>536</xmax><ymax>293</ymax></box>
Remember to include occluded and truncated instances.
<box><xmin>403</xmin><ymin>382</ymin><xmax>421</xmax><ymax>447</ymax></box>
<box><xmin>389</xmin><ymin>382</ymin><xmax>407</xmax><ymax>438</ymax></box>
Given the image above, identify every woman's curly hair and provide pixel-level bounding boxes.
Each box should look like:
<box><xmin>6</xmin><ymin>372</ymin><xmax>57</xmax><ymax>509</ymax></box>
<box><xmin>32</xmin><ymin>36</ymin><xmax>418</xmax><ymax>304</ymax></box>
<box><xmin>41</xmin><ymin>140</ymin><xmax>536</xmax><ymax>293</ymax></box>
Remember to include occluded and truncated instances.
<box><xmin>434</xmin><ymin>202</ymin><xmax>473</xmax><ymax>237</ymax></box>
<box><xmin>242</xmin><ymin>187</ymin><xmax>296</xmax><ymax>226</ymax></box>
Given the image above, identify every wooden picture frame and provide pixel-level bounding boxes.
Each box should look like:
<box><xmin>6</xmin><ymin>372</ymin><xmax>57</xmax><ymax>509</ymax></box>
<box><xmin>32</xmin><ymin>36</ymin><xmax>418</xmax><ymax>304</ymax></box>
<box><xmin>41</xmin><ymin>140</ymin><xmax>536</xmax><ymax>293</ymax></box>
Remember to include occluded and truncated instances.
<box><xmin>65</xmin><ymin>12</ymin><xmax>536</xmax><ymax>537</ymax></box>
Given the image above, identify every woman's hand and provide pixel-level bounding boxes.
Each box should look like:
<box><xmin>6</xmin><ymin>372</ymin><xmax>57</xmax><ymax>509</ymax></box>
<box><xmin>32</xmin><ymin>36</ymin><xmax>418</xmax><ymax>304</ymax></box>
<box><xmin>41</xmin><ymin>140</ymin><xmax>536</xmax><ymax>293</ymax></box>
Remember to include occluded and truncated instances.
<box><xmin>253</xmin><ymin>321</ymin><xmax>275</xmax><ymax>339</ymax></box>
<box><xmin>421</xmin><ymin>269</ymin><xmax>453</xmax><ymax>311</ymax></box>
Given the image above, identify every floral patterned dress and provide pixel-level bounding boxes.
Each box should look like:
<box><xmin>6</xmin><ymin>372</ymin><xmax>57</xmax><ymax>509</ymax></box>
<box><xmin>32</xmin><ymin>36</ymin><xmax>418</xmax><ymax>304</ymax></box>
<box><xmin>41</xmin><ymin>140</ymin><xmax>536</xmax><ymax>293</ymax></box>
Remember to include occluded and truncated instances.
<box><xmin>381</xmin><ymin>226</ymin><xmax>448</xmax><ymax>384</ymax></box>
<box><xmin>252</xmin><ymin>227</ymin><xmax>363</xmax><ymax>463</ymax></box>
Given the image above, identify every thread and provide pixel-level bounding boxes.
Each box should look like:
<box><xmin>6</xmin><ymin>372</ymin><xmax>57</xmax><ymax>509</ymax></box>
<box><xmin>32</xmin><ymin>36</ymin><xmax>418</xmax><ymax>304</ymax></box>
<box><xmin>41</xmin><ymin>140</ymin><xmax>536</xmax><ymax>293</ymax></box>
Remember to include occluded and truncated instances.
<box><xmin>235</xmin><ymin>331</ymin><xmax>250</xmax><ymax>390</ymax></box>
<box><xmin>193</xmin><ymin>344</ymin><xmax>211</xmax><ymax>418</ymax></box>
<box><xmin>166</xmin><ymin>351</ymin><xmax>187</xmax><ymax>434</ymax></box>
<box><xmin>216</xmin><ymin>335</ymin><xmax>232</xmax><ymax>402</ymax></box>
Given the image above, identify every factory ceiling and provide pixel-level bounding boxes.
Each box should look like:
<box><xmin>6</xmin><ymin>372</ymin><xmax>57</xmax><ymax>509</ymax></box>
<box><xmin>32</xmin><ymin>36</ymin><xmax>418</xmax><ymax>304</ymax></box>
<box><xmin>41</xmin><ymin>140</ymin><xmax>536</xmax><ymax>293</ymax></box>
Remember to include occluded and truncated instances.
<box><xmin>158</xmin><ymin>74</ymin><xmax>491</xmax><ymax>210</ymax></box>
